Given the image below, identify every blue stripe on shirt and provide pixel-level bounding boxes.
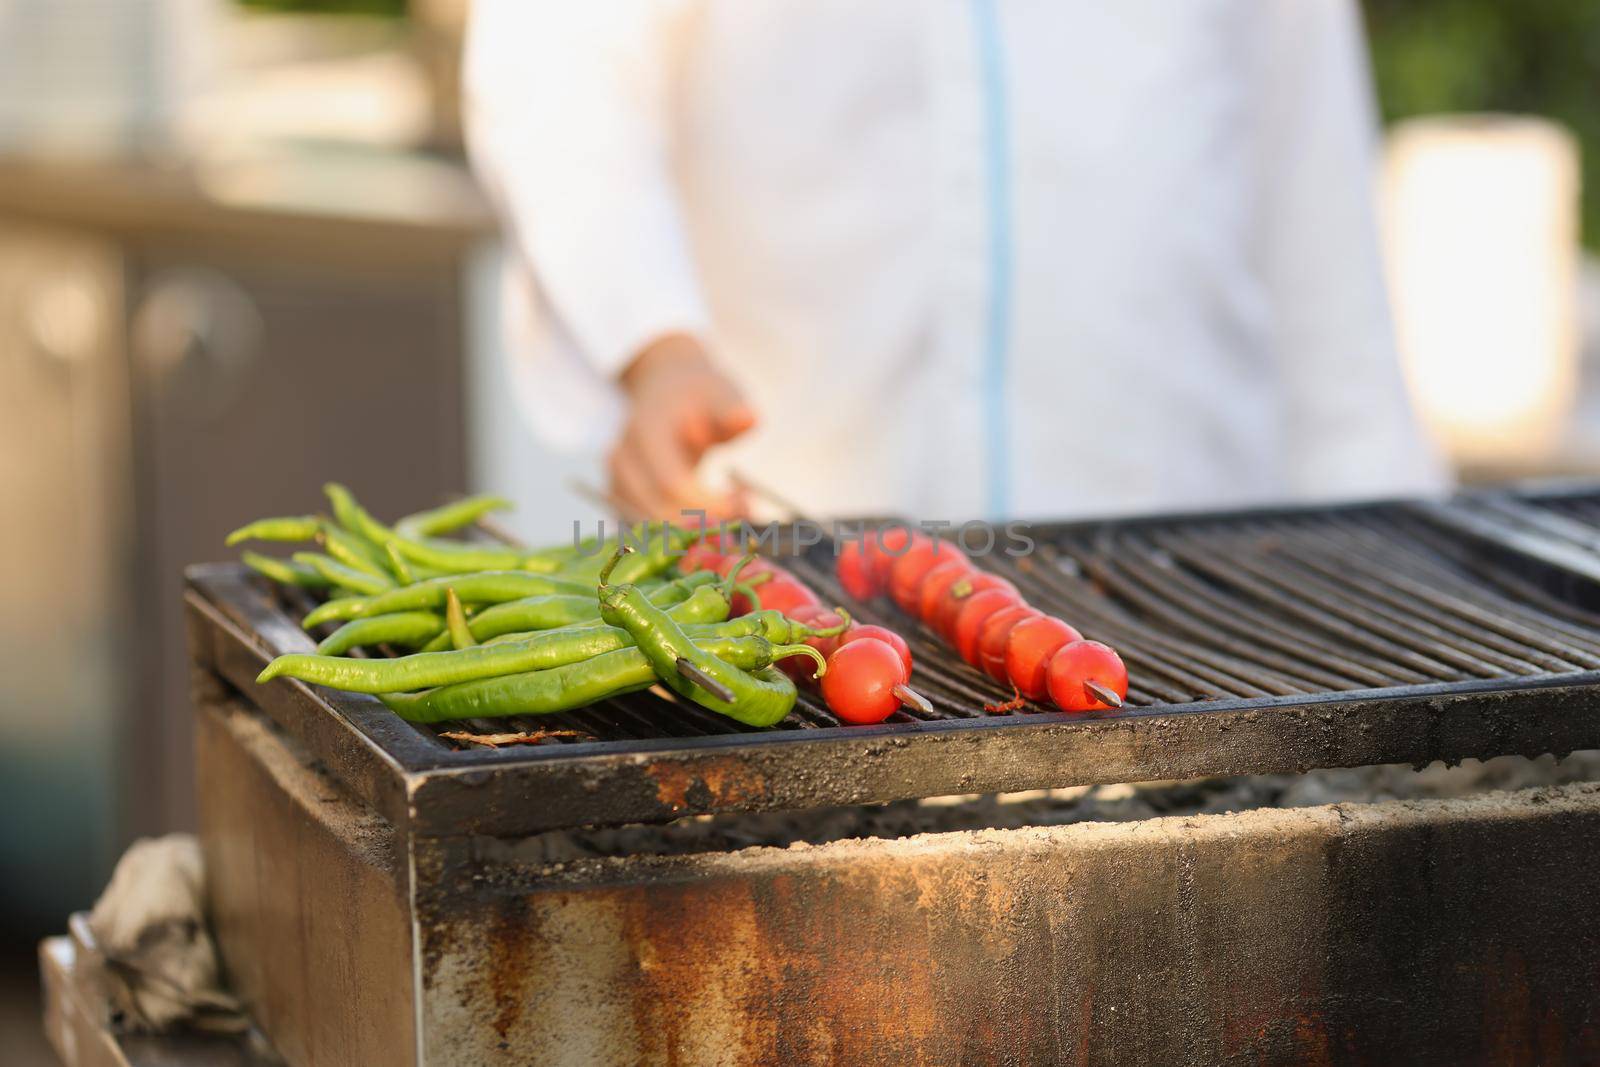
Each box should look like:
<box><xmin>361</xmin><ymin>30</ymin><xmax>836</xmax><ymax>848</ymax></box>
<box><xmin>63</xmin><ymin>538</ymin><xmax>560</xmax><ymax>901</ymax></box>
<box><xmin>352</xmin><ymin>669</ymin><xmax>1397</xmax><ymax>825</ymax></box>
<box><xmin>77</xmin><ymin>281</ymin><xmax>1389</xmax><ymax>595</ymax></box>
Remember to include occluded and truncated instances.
<box><xmin>970</xmin><ymin>0</ymin><xmax>1013</xmax><ymax>519</ymax></box>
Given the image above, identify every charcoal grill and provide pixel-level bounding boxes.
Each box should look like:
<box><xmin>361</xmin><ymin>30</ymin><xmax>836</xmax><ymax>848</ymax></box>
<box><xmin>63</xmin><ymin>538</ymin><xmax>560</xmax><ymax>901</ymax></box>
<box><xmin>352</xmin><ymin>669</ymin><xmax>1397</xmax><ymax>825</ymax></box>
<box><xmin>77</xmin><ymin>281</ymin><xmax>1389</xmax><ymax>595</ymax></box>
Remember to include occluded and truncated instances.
<box><xmin>185</xmin><ymin>491</ymin><xmax>1600</xmax><ymax>1065</ymax></box>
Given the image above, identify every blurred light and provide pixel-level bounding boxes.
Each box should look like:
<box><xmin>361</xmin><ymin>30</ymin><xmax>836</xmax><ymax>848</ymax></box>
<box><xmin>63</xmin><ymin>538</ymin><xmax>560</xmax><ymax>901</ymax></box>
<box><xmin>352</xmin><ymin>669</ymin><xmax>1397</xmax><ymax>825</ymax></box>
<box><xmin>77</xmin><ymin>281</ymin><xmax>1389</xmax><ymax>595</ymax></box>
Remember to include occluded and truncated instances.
<box><xmin>1382</xmin><ymin>115</ymin><xmax>1580</xmax><ymax>465</ymax></box>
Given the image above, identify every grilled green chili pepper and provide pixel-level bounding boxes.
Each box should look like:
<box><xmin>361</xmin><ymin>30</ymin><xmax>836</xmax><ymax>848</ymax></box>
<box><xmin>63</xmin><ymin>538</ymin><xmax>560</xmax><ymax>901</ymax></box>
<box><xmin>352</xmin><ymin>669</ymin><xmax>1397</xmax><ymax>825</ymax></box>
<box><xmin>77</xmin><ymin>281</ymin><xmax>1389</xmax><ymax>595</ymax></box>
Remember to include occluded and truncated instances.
<box><xmin>302</xmin><ymin>571</ymin><xmax>592</xmax><ymax>628</ymax></box>
<box><xmin>378</xmin><ymin>634</ymin><xmax>810</xmax><ymax>724</ymax></box>
<box><xmin>384</xmin><ymin>542</ymin><xmax>416</xmax><ymax>584</ymax></box>
<box><xmin>395</xmin><ymin>494</ymin><xmax>514</xmax><ymax>537</ymax></box>
<box><xmin>420</xmin><ymin>568</ymin><xmax>725</xmax><ymax>651</ymax></box>
<box><xmin>429</xmin><ymin>579</ymin><xmax>693</xmax><ymax>649</ymax></box>
<box><xmin>735</xmin><ymin>608</ymin><xmax>851</xmax><ymax>645</ymax></box>
<box><xmin>317</xmin><ymin>523</ymin><xmax>391</xmax><ymax>579</ymax></box>
<box><xmin>304</xmin><ymin>594</ymin><xmax>367</xmax><ymax>627</ymax></box>
<box><xmin>598</xmin><ymin>553</ymin><xmax>815</xmax><ymax>727</ymax></box>
<box><xmin>291</xmin><ymin>552</ymin><xmax>395</xmax><ymax>595</ymax></box>
<box><xmin>261</xmin><ymin>617</ymin><xmax>758</xmax><ymax>693</ymax></box>
<box><xmin>242</xmin><ymin>551</ymin><xmax>327</xmax><ymax>589</ymax></box>
<box><xmin>226</xmin><ymin>515</ymin><xmax>321</xmax><ymax>546</ymax></box>
<box><xmin>324</xmin><ymin>483</ymin><xmax>394</xmax><ymax>546</ymax></box>
<box><xmin>328</xmin><ymin>482</ymin><xmax>571</xmax><ymax>575</ymax></box>
<box><xmin>315</xmin><ymin>611</ymin><xmax>444</xmax><ymax>655</ymax></box>
<box><xmin>558</xmin><ymin>522</ymin><xmax>693</xmax><ymax>586</ymax></box>
<box><xmin>444</xmin><ymin>589</ymin><xmax>477</xmax><ymax>650</ymax></box>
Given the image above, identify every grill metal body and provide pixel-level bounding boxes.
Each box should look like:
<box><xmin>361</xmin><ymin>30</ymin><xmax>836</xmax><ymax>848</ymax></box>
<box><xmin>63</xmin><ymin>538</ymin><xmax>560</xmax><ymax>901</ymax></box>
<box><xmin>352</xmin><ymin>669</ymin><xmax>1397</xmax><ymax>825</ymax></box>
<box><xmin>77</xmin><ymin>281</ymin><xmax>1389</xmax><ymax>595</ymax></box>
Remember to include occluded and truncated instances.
<box><xmin>187</xmin><ymin>490</ymin><xmax>1600</xmax><ymax>1065</ymax></box>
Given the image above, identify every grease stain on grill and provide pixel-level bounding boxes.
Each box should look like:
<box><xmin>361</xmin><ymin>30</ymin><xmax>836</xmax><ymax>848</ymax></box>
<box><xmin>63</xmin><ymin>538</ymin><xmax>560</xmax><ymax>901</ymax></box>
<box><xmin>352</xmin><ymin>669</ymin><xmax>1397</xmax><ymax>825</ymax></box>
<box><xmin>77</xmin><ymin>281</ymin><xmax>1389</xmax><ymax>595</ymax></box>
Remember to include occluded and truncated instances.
<box><xmin>646</xmin><ymin>754</ymin><xmax>772</xmax><ymax>812</ymax></box>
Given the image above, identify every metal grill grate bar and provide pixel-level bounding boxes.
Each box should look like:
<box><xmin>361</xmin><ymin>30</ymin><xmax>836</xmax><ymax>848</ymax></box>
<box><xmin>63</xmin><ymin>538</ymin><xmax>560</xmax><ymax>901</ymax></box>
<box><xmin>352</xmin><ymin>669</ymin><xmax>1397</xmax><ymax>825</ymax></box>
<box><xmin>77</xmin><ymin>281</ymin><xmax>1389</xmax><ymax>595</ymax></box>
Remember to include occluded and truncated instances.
<box><xmin>243</xmin><ymin>499</ymin><xmax>1600</xmax><ymax>750</ymax></box>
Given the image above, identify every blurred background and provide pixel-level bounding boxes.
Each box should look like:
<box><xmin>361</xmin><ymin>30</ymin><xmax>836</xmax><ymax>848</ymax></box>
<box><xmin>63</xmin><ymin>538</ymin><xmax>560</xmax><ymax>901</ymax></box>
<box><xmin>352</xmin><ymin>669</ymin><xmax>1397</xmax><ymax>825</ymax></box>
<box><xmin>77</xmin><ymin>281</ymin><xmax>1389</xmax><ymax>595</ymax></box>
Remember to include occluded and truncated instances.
<box><xmin>2</xmin><ymin>0</ymin><xmax>1599</xmax><ymax>1059</ymax></box>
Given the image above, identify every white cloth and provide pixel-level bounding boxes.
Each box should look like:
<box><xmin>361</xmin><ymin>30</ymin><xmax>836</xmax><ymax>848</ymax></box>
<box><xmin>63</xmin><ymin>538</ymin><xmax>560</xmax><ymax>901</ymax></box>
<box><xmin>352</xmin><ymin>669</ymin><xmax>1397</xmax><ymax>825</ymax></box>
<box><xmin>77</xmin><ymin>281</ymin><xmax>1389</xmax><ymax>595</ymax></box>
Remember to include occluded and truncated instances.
<box><xmin>465</xmin><ymin>0</ymin><xmax>1445</xmax><ymax>521</ymax></box>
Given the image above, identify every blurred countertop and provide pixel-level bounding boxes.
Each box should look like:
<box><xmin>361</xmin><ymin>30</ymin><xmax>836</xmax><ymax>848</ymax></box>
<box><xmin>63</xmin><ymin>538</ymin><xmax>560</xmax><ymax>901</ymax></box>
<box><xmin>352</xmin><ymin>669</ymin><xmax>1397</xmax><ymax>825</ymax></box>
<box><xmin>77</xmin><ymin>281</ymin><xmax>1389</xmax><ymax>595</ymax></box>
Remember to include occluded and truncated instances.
<box><xmin>0</xmin><ymin>145</ymin><xmax>494</xmax><ymax>257</ymax></box>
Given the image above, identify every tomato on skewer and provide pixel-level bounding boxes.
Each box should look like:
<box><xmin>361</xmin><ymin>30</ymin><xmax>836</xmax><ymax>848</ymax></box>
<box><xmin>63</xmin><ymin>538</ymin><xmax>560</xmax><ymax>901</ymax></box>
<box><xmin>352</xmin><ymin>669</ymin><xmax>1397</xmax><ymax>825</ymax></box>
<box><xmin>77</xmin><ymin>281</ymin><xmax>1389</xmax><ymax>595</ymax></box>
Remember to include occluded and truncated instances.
<box><xmin>1004</xmin><ymin>616</ymin><xmax>1084</xmax><ymax>700</ymax></box>
<box><xmin>836</xmin><ymin>540</ymin><xmax>879</xmax><ymax>600</ymax></box>
<box><xmin>822</xmin><ymin>638</ymin><xmax>913</xmax><ymax>725</ymax></box>
<box><xmin>917</xmin><ymin>557</ymin><xmax>974</xmax><ymax>623</ymax></box>
<box><xmin>864</xmin><ymin>527</ymin><xmax>916</xmax><ymax>587</ymax></box>
<box><xmin>788</xmin><ymin>603</ymin><xmax>852</xmax><ymax>659</ymax></box>
<box><xmin>890</xmin><ymin>539</ymin><xmax>963</xmax><ymax>614</ymax></box>
<box><xmin>677</xmin><ymin>541</ymin><xmax>726</xmax><ymax>575</ymax></box>
<box><xmin>1047</xmin><ymin>640</ymin><xmax>1128</xmax><ymax>712</ymax></box>
<box><xmin>976</xmin><ymin>603</ymin><xmax>1041</xmax><ymax>680</ymax></box>
<box><xmin>778</xmin><ymin>603</ymin><xmax>852</xmax><ymax>683</ymax></box>
<box><xmin>933</xmin><ymin>572</ymin><xmax>1019</xmax><ymax>639</ymax></box>
<box><xmin>952</xmin><ymin>588</ymin><xmax>1023</xmax><ymax>665</ymax></box>
<box><xmin>752</xmin><ymin>575</ymin><xmax>821</xmax><ymax>616</ymax></box>
<box><xmin>837</xmin><ymin>624</ymin><xmax>913</xmax><ymax>676</ymax></box>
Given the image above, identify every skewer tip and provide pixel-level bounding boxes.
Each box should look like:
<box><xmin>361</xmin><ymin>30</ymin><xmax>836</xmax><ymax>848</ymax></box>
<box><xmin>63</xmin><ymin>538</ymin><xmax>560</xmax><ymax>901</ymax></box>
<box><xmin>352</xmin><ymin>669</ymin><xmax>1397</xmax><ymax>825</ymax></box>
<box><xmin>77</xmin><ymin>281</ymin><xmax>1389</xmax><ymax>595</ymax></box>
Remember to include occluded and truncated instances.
<box><xmin>892</xmin><ymin>683</ymin><xmax>934</xmax><ymax>716</ymax></box>
<box><xmin>1083</xmin><ymin>680</ymin><xmax>1124</xmax><ymax>709</ymax></box>
<box><xmin>676</xmin><ymin>656</ymin><xmax>737</xmax><ymax>703</ymax></box>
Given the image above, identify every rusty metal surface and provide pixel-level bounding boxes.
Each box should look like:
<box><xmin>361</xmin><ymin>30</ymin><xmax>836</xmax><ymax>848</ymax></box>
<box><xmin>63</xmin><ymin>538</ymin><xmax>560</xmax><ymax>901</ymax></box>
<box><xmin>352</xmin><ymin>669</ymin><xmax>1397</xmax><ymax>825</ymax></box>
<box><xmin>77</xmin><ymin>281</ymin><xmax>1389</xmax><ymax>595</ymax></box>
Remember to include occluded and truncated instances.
<box><xmin>197</xmin><ymin>678</ymin><xmax>1600</xmax><ymax>1066</ymax></box>
<box><xmin>188</xmin><ymin>495</ymin><xmax>1600</xmax><ymax>836</ymax></box>
<box><xmin>409</xmin><ymin>782</ymin><xmax>1600</xmax><ymax>1066</ymax></box>
<box><xmin>194</xmin><ymin>697</ymin><xmax>414</xmax><ymax>1067</ymax></box>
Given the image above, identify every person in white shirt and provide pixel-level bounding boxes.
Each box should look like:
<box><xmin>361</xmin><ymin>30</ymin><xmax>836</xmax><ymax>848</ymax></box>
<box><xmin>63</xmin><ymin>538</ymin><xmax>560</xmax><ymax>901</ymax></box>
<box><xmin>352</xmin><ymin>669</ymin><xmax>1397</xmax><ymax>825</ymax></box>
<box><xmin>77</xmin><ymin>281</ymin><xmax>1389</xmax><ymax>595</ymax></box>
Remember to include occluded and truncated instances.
<box><xmin>464</xmin><ymin>0</ymin><xmax>1444</xmax><ymax>523</ymax></box>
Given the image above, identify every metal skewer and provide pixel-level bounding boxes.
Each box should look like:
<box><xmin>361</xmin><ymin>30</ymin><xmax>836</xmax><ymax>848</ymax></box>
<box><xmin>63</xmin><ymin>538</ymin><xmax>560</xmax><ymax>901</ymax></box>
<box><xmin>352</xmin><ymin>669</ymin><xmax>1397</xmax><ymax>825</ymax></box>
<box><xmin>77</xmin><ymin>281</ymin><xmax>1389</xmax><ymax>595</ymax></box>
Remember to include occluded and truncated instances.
<box><xmin>1083</xmin><ymin>680</ymin><xmax>1124</xmax><ymax>709</ymax></box>
<box><xmin>568</xmin><ymin>479</ymin><xmax>649</xmax><ymax>524</ymax></box>
<box><xmin>892</xmin><ymin>684</ymin><xmax>934</xmax><ymax>716</ymax></box>
<box><xmin>729</xmin><ymin>469</ymin><xmax>811</xmax><ymax>524</ymax></box>
<box><xmin>676</xmin><ymin>657</ymin><xmax>736</xmax><ymax>703</ymax></box>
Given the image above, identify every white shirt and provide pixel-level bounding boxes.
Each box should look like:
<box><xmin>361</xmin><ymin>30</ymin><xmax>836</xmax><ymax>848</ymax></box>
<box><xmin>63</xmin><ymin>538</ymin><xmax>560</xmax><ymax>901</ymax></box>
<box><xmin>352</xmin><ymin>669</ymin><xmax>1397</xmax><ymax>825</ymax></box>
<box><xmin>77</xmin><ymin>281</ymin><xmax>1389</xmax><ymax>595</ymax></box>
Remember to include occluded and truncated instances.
<box><xmin>465</xmin><ymin>0</ymin><xmax>1444</xmax><ymax>521</ymax></box>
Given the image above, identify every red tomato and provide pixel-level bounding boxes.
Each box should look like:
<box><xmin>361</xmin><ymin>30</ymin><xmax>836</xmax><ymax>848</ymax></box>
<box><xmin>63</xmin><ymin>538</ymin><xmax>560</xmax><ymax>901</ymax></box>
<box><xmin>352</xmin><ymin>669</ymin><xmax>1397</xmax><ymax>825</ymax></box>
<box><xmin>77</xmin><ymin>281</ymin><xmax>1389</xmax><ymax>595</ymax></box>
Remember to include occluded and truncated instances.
<box><xmin>952</xmin><ymin>588</ymin><xmax>1022</xmax><ymax>664</ymax></box>
<box><xmin>726</xmin><ymin>560</ymin><xmax>784</xmax><ymax>615</ymax></box>
<box><xmin>889</xmin><ymin>539</ymin><xmax>962</xmax><ymax>614</ymax></box>
<box><xmin>836</xmin><ymin>540</ymin><xmax>881</xmax><ymax>601</ymax></box>
<box><xmin>715</xmin><ymin>554</ymin><xmax>775</xmax><ymax>580</ymax></box>
<box><xmin>917</xmin><ymin>557</ymin><xmax>974</xmax><ymax>623</ymax></box>
<box><xmin>1047</xmin><ymin>640</ymin><xmax>1129</xmax><ymax>712</ymax></box>
<box><xmin>864</xmin><ymin>527</ymin><xmax>916</xmax><ymax>586</ymax></box>
<box><xmin>1005</xmin><ymin>616</ymin><xmax>1084</xmax><ymax>700</ymax></box>
<box><xmin>822</xmin><ymin>638</ymin><xmax>908</xmax><ymax>725</ymax></box>
<box><xmin>933</xmin><ymin>572</ymin><xmax>1020</xmax><ymax>638</ymax></box>
<box><xmin>754</xmin><ymin>576</ymin><xmax>821</xmax><ymax>617</ymax></box>
<box><xmin>788</xmin><ymin>603</ymin><xmax>851</xmax><ymax>659</ymax></box>
<box><xmin>697</xmin><ymin>529</ymin><xmax>745</xmax><ymax>554</ymax></box>
<box><xmin>836</xmin><ymin>624</ymin><xmax>913</xmax><ymax>676</ymax></box>
<box><xmin>976</xmin><ymin>603</ymin><xmax>1041</xmax><ymax>681</ymax></box>
<box><xmin>677</xmin><ymin>542</ymin><xmax>726</xmax><ymax>575</ymax></box>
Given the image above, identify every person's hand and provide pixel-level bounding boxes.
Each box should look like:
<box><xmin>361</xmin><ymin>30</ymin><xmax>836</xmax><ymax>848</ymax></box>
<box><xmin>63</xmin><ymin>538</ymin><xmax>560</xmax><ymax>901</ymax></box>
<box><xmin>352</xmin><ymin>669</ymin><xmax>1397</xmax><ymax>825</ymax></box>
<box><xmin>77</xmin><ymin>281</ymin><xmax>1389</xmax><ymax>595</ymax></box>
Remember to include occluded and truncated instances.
<box><xmin>609</xmin><ymin>333</ymin><xmax>756</xmax><ymax>520</ymax></box>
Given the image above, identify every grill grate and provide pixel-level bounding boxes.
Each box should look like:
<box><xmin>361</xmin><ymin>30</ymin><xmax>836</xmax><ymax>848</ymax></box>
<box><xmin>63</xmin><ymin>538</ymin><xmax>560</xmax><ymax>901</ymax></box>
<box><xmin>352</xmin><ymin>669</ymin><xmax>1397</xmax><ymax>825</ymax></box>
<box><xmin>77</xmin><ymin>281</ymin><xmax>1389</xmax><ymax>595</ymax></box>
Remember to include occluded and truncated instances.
<box><xmin>186</xmin><ymin>492</ymin><xmax>1600</xmax><ymax>835</ymax></box>
<box><xmin>262</xmin><ymin>503</ymin><xmax>1600</xmax><ymax>751</ymax></box>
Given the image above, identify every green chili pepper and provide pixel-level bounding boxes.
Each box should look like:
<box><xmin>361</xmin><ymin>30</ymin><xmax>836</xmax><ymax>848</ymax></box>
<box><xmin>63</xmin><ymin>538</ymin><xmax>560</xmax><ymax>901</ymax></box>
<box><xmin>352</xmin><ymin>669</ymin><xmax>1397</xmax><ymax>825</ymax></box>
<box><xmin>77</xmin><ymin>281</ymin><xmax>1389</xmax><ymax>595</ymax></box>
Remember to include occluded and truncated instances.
<box><xmin>317</xmin><ymin>523</ymin><xmax>391</xmax><ymax>579</ymax></box>
<box><xmin>302</xmin><ymin>571</ymin><xmax>593</xmax><ymax>628</ymax></box>
<box><xmin>226</xmin><ymin>515</ymin><xmax>320</xmax><ymax>546</ymax></box>
<box><xmin>303</xmin><ymin>594</ymin><xmax>368</xmax><ymax>627</ymax></box>
<box><xmin>324</xmin><ymin>483</ymin><xmax>395</xmax><ymax>547</ymax></box>
<box><xmin>315</xmin><ymin>611</ymin><xmax>444</xmax><ymax>655</ymax></box>
<box><xmin>384</xmin><ymin>542</ymin><xmax>416</xmax><ymax>584</ymax></box>
<box><xmin>435</xmin><ymin>577</ymin><xmax>702</xmax><ymax>649</ymax></box>
<box><xmin>395</xmin><ymin>494</ymin><xmax>514</xmax><ymax>537</ymax></box>
<box><xmin>330</xmin><ymin>482</ymin><xmax>572</xmax><ymax>575</ymax></box>
<box><xmin>736</xmin><ymin>607</ymin><xmax>851</xmax><ymax>645</ymax></box>
<box><xmin>242</xmin><ymin>551</ymin><xmax>327</xmax><ymax>589</ymax></box>
<box><xmin>291</xmin><ymin>552</ymin><xmax>395</xmax><ymax>596</ymax></box>
<box><xmin>378</xmin><ymin>634</ymin><xmax>810</xmax><ymax>724</ymax></box>
<box><xmin>426</xmin><ymin>574</ymin><xmax>724</xmax><ymax>652</ymax></box>
<box><xmin>598</xmin><ymin>553</ymin><xmax>819</xmax><ymax>727</ymax></box>
<box><xmin>444</xmin><ymin>589</ymin><xmax>477</xmax><ymax>650</ymax></box>
<box><xmin>390</xmin><ymin>536</ymin><xmax>547</xmax><ymax>575</ymax></box>
<box><xmin>558</xmin><ymin>522</ymin><xmax>693</xmax><ymax>586</ymax></box>
<box><xmin>261</xmin><ymin>616</ymin><xmax>767</xmax><ymax>694</ymax></box>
